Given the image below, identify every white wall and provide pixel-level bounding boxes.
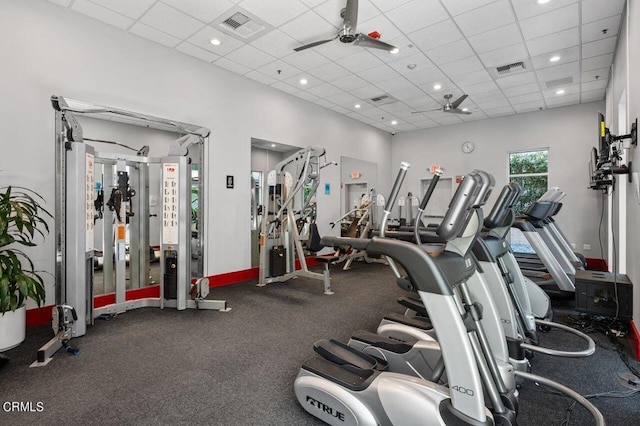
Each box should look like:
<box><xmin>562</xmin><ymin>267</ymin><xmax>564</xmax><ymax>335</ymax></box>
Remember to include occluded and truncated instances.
<box><xmin>391</xmin><ymin>101</ymin><xmax>606</xmax><ymax>255</ymax></box>
<box><xmin>608</xmin><ymin>0</ymin><xmax>640</xmax><ymax>325</ymax></box>
<box><xmin>0</xmin><ymin>0</ymin><xmax>392</xmax><ymax>308</ymax></box>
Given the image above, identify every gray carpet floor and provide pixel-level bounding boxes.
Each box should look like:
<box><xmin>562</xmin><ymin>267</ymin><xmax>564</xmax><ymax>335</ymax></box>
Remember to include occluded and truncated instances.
<box><xmin>1</xmin><ymin>261</ymin><xmax>638</xmax><ymax>425</ymax></box>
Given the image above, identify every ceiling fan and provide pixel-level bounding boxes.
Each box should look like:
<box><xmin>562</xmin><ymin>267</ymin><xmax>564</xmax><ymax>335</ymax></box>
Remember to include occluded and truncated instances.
<box><xmin>293</xmin><ymin>0</ymin><xmax>398</xmax><ymax>53</ymax></box>
<box><xmin>413</xmin><ymin>94</ymin><xmax>472</xmax><ymax>115</ymax></box>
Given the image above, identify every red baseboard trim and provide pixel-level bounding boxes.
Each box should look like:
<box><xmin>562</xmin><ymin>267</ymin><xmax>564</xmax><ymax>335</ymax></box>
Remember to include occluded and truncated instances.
<box><xmin>93</xmin><ymin>285</ymin><xmax>161</xmax><ymax>309</ymax></box>
<box><xmin>208</xmin><ymin>267</ymin><xmax>259</xmax><ymax>287</ymax></box>
<box><xmin>26</xmin><ymin>306</ymin><xmax>54</xmax><ymax>327</ymax></box>
<box><xmin>630</xmin><ymin>321</ymin><xmax>640</xmax><ymax>362</ymax></box>
<box><xmin>585</xmin><ymin>257</ymin><xmax>608</xmax><ymax>271</ymax></box>
<box><xmin>26</xmin><ymin>256</ymin><xmax>321</xmax><ymax>326</ymax></box>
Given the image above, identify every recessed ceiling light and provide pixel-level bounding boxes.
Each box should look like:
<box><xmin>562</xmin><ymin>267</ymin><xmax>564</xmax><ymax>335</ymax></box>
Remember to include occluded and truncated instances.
<box><xmin>271</xmin><ymin>143</ymin><xmax>276</xmax><ymax>148</ymax></box>
<box><xmin>390</xmin><ymin>47</ymin><xmax>400</xmax><ymax>54</ymax></box>
<box><xmin>210</xmin><ymin>38</ymin><xmax>221</xmax><ymax>46</ymax></box>
<box><xmin>537</xmin><ymin>0</ymin><xmax>551</xmax><ymax>4</ymax></box>
<box><xmin>550</xmin><ymin>55</ymin><xmax>560</xmax><ymax>62</ymax></box>
<box><xmin>556</xmin><ymin>89</ymin><xmax>565</xmax><ymax>95</ymax></box>
<box><xmin>391</xmin><ymin>120</ymin><xmax>398</xmax><ymax>125</ymax></box>
<box><xmin>433</xmin><ymin>84</ymin><xmax>442</xmax><ymax>90</ymax></box>
<box><xmin>299</xmin><ymin>78</ymin><xmax>308</xmax><ymax>85</ymax></box>
<box><xmin>354</xmin><ymin>103</ymin><xmax>361</xmax><ymax>109</ymax></box>
<box><xmin>462</xmin><ymin>108</ymin><xmax>468</xmax><ymax>112</ymax></box>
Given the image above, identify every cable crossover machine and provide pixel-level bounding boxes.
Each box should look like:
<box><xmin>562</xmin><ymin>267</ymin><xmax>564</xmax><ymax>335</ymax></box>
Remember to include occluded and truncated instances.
<box><xmin>33</xmin><ymin>96</ymin><xmax>229</xmax><ymax>366</ymax></box>
<box><xmin>257</xmin><ymin>146</ymin><xmax>336</xmax><ymax>294</ymax></box>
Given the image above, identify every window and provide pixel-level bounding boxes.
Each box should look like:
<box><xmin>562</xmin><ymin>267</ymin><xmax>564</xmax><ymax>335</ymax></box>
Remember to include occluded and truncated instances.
<box><xmin>508</xmin><ymin>149</ymin><xmax>549</xmax><ymax>214</ymax></box>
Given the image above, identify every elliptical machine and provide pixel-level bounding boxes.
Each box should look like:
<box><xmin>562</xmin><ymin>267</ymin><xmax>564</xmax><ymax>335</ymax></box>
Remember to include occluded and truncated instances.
<box><xmin>294</xmin><ymin>163</ymin><xmax>497</xmax><ymax>425</ymax></box>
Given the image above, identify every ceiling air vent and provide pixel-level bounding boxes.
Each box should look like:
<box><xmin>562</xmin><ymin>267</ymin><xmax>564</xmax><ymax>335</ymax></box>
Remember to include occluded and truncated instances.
<box><xmin>366</xmin><ymin>94</ymin><xmax>398</xmax><ymax>106</ymax></box>
<box><xmin>222</xmin><ymin>12</ymin><xmax>250</xmax><ymax>29</ymax></box>
<box><xmin>487</xmin><ymin>59</ymin><xmax>531</xmax><ymax>79</ymax></box>
<box><xmin>545</xmin><ymin>77</ymin><xmax>573</xmax><ymax>88</ymax></box>
<box><xmin>496</xmin><ymin>61</ymin><xmax>526</xmax><ymax>75</ymax></box>
<box><xmin>213</xmin><ymin>7</ymin><xmax>273</xmax><ymax>42</ymax></box>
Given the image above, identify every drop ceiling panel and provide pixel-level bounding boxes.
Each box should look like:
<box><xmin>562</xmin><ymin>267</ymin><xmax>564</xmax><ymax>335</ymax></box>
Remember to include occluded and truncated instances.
<box><xmin>129</xmin><ymin>22</ymin><xmax>180</xmax><ymax>47</ymax></box>
<box><xmin>582</xmin><ymin>53</ymin><xmax>614</xmax><ymax>72</ymax></box>
<box><xmin>582</xmin><ymin>37</ymin><xmax>617</xmax><ymax>59</ymax></box>
<box><xmin>408</xmin><ymin>19</ymin><xmax>463</xmax><ymax>53</ymax></box>
<box><xmin>386</xmin><ymin>0</ymin><xmax>449</xmax><ymax>34</ymax></box>
<box><xmin>245</xmin><ymin>70</ymin><xmax>278</xmax><ymax>85</ymax></box>
<box><xmin>176</xmin><ymin>42</ymin><xmax>219</xmax><ymax>62</ymax></box>
<box><xmin>214</xmin><ymin>57</ymin><xmax>251</xmax><ymax>74</ymax></box>
<box><xmin>307</xmin><ymin>82</ymin><xmax>343</xmax><ymax>97</ymax></box>
<box><xmin>281</xmin><ymin>49</ymin><xmax>331</xmax><ymax>70</ymax></box>
<box><xmin>351</xmin><ymin>84</ymin><xmax>387</xmax><ymax>99</ymax></box>
<box><xmin>440</xmin><ymin>0</ymin><xmax>497</xmax><ymax>17</ymax></box>
<box><xmin>238</xmin><ymin>0</ymin><xmax>308</xmax><ymax>27</ymax></box>
<box><xmin>49</xmin><ymin>0</ymin><xmax>622</xmax><ymax>134</ymax></box>
<box><xmin>439</xmin><ymin>56</ymin><xmax>485</xmax><ymax>77</ymax></box>
<box><xmin>512</xmin><ymin>100</ymin><xmax>545</xmax><ymax>113</ymax></box>
<box><xmin>188</xmin><ymin>26</ymin><xmax>245</xmax><ymax>55</ymax></box>
<box><xmin>225</xmin><ymin>44</ymin><xmax>275</xmax><ymax>68</ymax></box>
<box><xmin>536</xmin><ymin>61</ymin><xmax>580</xmax><ymax>82</ymax></box>
<box><xmin>509</xmin><ymin>92</ymin><xmax>543</xmax><ymax>105</ymax></box>
<box><xmin>278</xmin><ymin>10</ymin><xmax>337</xmax><ymax>43</ymax></box>
<box><xmin>450</xmin><ymin>70</ymin><xmax>493</xmax><ymax>87</ymax></box>
<box><xmin>478</xmin><ymin>43</ymin><xmax>529</xmax><ymax>68</ymax></box>
<box><xmin>530</xmin><ymin>46</ymin><xmax>580</xmax><ymax>70</ymax></box>
<box><xmin>467</xmin><ymin>23</ymin><xmax>524</xmax><ymax>55</ymax></box>
<box><xmin>95</xmin><ymin>0</ymin><xmax>156</xmax><ymax>20</ymax></box>
<box><xmin>526</xmin><ymin>27</ymin><xmax>580</xmax><ymax>57</ymax></box>
<box><xmin>454</xmin><ymin>0</ymin><xmax>516</xmax><ymax>38</ymax></box>
<box><xmin>308</xmin><ymin>62</ymin><xmax>352</xmax><ymax>81</ymax></box>
<box><xmin>495</xmin><ymin>72</ymin><xmax>538</xmax><ymax>89</ymax></box>
<box><xmin>334</xmin><ymin>50</ymin><xmax>385</xmax><ymax>73</ymax></box>
<box><xmin>520</xmin><ymin>4</ymin><xmax>579</xmax><ymax>40</ymax></box>
<box><xmin>582</xmin><ymin>16</ymin><xmax>622</xmax><ymax>43</ymax></box>
<box><xmin>163</xmin><ymin>0</ymin><xmax>235</xmax><ymax>23</ymax></box>
<box><xmin>140</xmin><ymin>2</ymin><xmax>204</xmax><ymax>39</ymax></box>
<box><xmin>374</xmin><ymin>76</ymin><xmax>412</xmax><ymax>93</ymax></box>
<box><xmin>252</xmin><ymin>30</ymin><xmax>304</xmax><ymax>59</ymax></box>
<box><xmin>502</xmin><ymin>82</ymin><xmax>542</xmax><ymax>97</ymax></box>
<box><xmin>426</xmin><ymin>39</ymin><xmax>475</xmax><ymax>66</ymax></box>
<box><xmin>71</xmin><ymin>0</ymin><xmax>134</xmax><ymax>29</ymax></box>
<box><xmin>582</xmin><ymin>0</ymin><xmax>625</xmax><ymax>24</ymax></box>
<box><xmin>511</xmin><ymin>0</ymin><xmax>578</xmax><ymax>21</ymax></box>
<box><xmin>260</xmin><ymin>60</ymin><xmax>302</xmax><ymax>80</ymax></box>
<box><xmin>332</xmin><ymin>74</ymin><xmax>370</xmax><ymax>91</ymax></box>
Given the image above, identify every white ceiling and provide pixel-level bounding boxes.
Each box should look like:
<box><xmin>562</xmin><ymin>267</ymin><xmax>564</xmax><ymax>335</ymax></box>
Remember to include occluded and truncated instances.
<box><xmin>47</xmin><ymin>0</ymin><xmax>625</xmax><ymax>133</ymax></box>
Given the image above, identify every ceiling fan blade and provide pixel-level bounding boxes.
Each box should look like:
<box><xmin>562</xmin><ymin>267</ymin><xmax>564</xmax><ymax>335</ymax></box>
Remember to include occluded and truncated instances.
<box><xmin>449</xmin><ymin>94</ymin><xmax>468</xmax><ymax>110</ymax></box>
<box><xmin>411</xmin><ymin>108</ymin><xmax>441</xmax><ymax>114</ymax></box>
<box><xmin>294</xmin><ymin>35</ymin><xmax>338</xmax><ymax>52</ymax></box>
<box><xmin>343</xmin><ymin>0</ymin><xmax>359</xmax><ymax>33</ymax></box>
<box><xmin>450</xmin><ymin>108</ymin><xmax>472</xmax><ymax>115</ymax></box>
<box><xmin>353</xmin><ymin>33</ymin><xmax>398</xmax><ymax>52</ymax></box>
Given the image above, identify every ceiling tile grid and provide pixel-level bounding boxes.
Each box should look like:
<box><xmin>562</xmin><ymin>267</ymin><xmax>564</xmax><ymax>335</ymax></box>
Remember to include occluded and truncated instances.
<box><xmin>49</xmin><ymin>0</ymin><xmax>624</xmax><ymax>133</ymax></box>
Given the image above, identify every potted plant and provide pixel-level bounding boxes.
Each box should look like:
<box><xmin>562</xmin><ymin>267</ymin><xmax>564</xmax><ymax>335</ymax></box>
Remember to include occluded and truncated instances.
<box><xmin>0</xmin><ymin>185</ymin><xmax>51</xmax><ymax>353</ymax></box>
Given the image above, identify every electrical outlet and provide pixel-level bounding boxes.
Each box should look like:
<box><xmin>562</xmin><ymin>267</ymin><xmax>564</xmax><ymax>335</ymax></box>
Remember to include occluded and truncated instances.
<box><xmin>583</xmin><ymin>244</ymin><xmax>591</xmax><ymax>251</ymax></box>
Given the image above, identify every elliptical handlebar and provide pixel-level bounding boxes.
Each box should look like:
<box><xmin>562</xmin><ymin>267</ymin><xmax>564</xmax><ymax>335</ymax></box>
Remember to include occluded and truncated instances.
<box><xmin>380</xmin><ymin>162</ymin><xmax>410</xmax><ymax>238</ymax></box>
<box><xmin>320</xmin><ymin>236</ymin><xmax>370</xmax><ymax>251</ymax></box>
<box><xmin>415</xmin><ymin>168</ymin><xmax>442</xmax><ymax>245</ymax></box>
<box><xmin>521</xmin><ymin>319</ymin><xmax>596</xmax><ymax>358</ymax></box>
